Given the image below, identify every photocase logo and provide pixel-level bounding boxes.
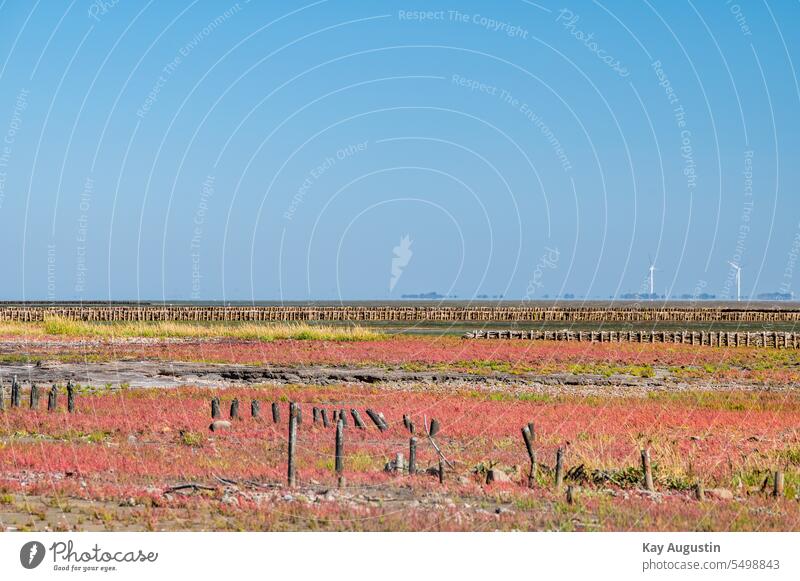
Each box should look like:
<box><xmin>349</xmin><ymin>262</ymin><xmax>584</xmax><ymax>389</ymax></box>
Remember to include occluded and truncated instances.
<box><xmin>20</xmin><ymin>541</ymin><xmax>46</xmax><ymax>569</ymax></box>
<box><xmin>390</xmin><ymin>235</ymin><xmax>413</xmax><ymax>292</ymax></box>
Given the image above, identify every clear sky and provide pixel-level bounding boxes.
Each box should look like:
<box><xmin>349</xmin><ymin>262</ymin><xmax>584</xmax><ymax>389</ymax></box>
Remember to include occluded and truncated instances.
<box><xmin>0</xmin><ymin>0</ymin><xmax>798</xmax><ymax>302</ymax></box>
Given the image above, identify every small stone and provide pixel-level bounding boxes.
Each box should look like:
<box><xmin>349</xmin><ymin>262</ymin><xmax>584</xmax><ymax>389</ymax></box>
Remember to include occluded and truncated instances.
<box><xmin>221</xmin><ymin>494</ymin><xmax>239</xmax><ymax>506</ymax></box>
<box><xmin>706</xmin><ymin>488</ymin><xmax>734</xmax><ymax>500</ymax></box>
<box><xmin>486</xmin><ymin>468</ymin><xmax>511</xmax><ymax>484</ymax></box>
<box><xmin>209</xmin><ymin>420</ymin><xmax>232</xmax><ymax>432</ymax></box>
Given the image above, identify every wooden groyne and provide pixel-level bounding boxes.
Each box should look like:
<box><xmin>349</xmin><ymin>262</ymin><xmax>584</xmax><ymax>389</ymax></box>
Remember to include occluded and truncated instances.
<box><xmin>0</xmin><ymin>305</ymin><xmax>799</xmax><ymax>323</ymax></box>
<box><xmin>463</xmin><ymin>329</ymin><xmax>800</xmax><ymax>349</ymax></box>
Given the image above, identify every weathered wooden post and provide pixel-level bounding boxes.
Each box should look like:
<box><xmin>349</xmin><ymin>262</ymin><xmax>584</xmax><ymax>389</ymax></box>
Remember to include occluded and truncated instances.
<box><xmin>335</xmin><ymin>418</ymin><xmax>344</xmax><ymax>487</ymax></box>
<box><xmin>11</xmin><ymin>376</ymin><xmax>20</xmax><ymax>408</ymax></box>
<box><xmin>566</xmin><ymin>485</ymin><xmax>574</xmax><ymax>505</ymax></box>
<box><xmin>774</xmin><ymin>470</ymin><xmax>785</xmax><ymax>498</ymax></box>
<box><xmin>251</xmin><ymin>400</ymin><xmax>260</xmax><ymax>419</ymax></box>
<box><xmin>295</xmin><ymin>405</ymin><xmax>302</xmax><ymax>426</ymax></box>
<box><xmin>230</xmin><ymin>398</ymin><xmax>240</xmax><ymax>420</ymax></box>
<box><xmin>694</xmin><ymin>482</ymin><xmax>705</xmax><ymax>501</ymax></box>
<box><xmin>365</xmin><ymin>409</ymin><xmax>388</xmax><ymax>431</ymax></box>
<box><xmin>312</xmin><ymin>407</ymin><xmax>319</xmax><ymax>424</ymax></box>
<box><xmin>438</xmin><ymin>458</ymin><xmax>445</xmax><ymax>484</ymax></box>
<box><xmin>67</xmin><ymin>380</ymin><xmax>75</xmax><ymax>413</ymax></box>
<box><xmin>409</xmin><ymin>437</ymin><xmax>417</xmax><ymax>475</ymax></box>
<box><xmin>429</xmin><ymin>418</ymin><xmax>440</xmax><ymax>437</ymax></box>
<box><xmin>641</xmin><ymin>449</ymin><xmax>654</xmax><ymax>491</ymax></box>
<box><xmin>555</xmin><ymin>447</ymin><xmax>564</xmax><ymax>490</ymax></box>
<box><xmin>271</xmin><ymin>402</ymin><xmax>280</xmax><ymax>423</ymax></box>
<box><xmin>211</xmin><ymin>397</ymin><xmax>221</xmax><ymax>419</ymax></box>
<box><xmin>30</xmin><ymin>383</ymin><xmax>39</xmax><ymax>409</ymax></box>
<box><xmin>338</xmin><ymin>409</ymin><xmax>347</xmax><ymax>427</ymax></box>
<box><xmin>48</xmin><ymin>385</ymin><xmax>57</xmax><ymax>412</ymax></box>
<box><xmin>321</xmin><ymin>408</ymin><xmax>330</xmax><ymax>428</ymax></box>
<box><xmin>288</xmin><ymin>402</ymin><xmax>298</xmax><ymax>487</ymax></box>
<box><xmin>521</xmin><ymin>425</ymin><xmax>536</xmax><ymax>487</ymax></box>
<box><xmin>350</xmin><ymin>409</ymin><xmax>366</xmax><ymax>429</ymax></box>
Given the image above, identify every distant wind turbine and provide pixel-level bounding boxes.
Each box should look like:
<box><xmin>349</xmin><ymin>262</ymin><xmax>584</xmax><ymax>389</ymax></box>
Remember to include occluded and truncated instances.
<box><xmin>648</xmin><ymin>256</ymin><xmax>658</xmax><ymax>300</ymax></box>
<box><xmin>728</xmin><ymin>261</ymin><xmax>742</xmax><ymax>302</ymax></box>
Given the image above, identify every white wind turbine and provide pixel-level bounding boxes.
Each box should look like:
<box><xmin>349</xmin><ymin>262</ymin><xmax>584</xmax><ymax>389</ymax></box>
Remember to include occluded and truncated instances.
<box><xmin>648</xmin><ymin>256</ymin><xmax>658</xmax><ymax>300</ymax></box>
<box><xmin>728</xmin><ymin>261</ymin><xmax>742</xmax><ymax>302</ymax></box>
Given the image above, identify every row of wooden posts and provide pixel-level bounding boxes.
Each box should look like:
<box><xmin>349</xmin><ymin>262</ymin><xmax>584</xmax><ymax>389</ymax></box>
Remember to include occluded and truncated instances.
<box><xmin>209</xmin><ymin>397</ymin><xmax>445</xmax><ymax>487</ymax></box>
<box><xmin>0</xmin><ymin>377</ymin><xmax>76</xmax><ymax>413</ymax></box>
<box><xmin>210</xmin><ymin>399</ymin><xmax>789</xmax><ymax>500</ymax></box>
<box><xmin>3</xmin><ymin>305</ymin><xmax>800</xmax><ymax>323</ymax></box>
<box><xmin>466</xmin><ymin>329</ymin><xmax>800</xmax><ymax>349</ymax></box>
<box><xmin>522</xmin><ymin>425</ymin><xmax>785</xmax><ymax>503</ymax></box>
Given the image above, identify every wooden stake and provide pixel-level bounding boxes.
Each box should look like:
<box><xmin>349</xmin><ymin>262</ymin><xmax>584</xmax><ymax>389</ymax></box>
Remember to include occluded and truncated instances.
<box><xmin>521</xmin><ymin>425</ymin><xmax>537</xmax><ymax>487</ymax></box>
<box><xmin>774</xmin><ymin>470</ymin><xmax>785</xmax><ymax>498</ymax></box>
<box><xmin>30</xmin><ymin>384</ymin><xmax>39</xmax><ymax>409</ymax></box>
<box><xmin>409</xmin><ymin>437</ymin><xmax>417</xmax><ymax>475</ymax></box>
<box><xmin>230</xmin><ymin>398</ymin><xmax>240</xmax><ymax>420</ymax></box>
<box><xmin>251</xmin><ymin>400</ymin><xmax>260</xmax><ymax>419</ymax></box>
<box><xmin>335</xmin><ymin>418</ymin><xmax>344</xmax><ymax>487</ymax></box>
<box><xmin>288</xmin><ymin>403</ymin><xmax>298</xmax><ymax>487</ymax></box>
<box><xmin>48</xmin><ymin>385</ymin><xmax>57</xmax><ymax>412</ymax></box>
<box><xmin>641</xmin><ymin>449</ymin><xmax>654</xmax><ymax>491</ymax></box>
<box><xmin>429</xmin><ymin>418</ymin><xmax>440</xmax><ymax>437</ymax></box>
<box><xmin>365</xmin><ymin>409</ymin><xmax>388</xmax><ymax>431</ymax></box>
<box><xmin>271</xmin><ymin>402</ymin><xmax>280</xmax><ymax>423</ymax></box>
<box><xmin>438</xmin><ymin>458</ymin><xmax>444</xmax><ymax>484</ymax></box>
<box><xmin>67</xmin><ymin>380</ymin><xmax>74</xmax><ymax>413</ymax></box>
<box><xmin>211</xmin><ymin>397</ymin><xmax>221</xmax><ymax>419</ymax></box>
<box><xmin>566</xmin><ymin>485</ymin><xmax>574</xmax><ymax>505</ymax></box>
<box><xmin>694</xmin><ymin>483</ymin><xmax>705</xmax><ymax>501</ymax></box>
<box><xmin>555</xmin><ymin>447</ymin><xmax>565</xmax><ymax>490</ymax></box>
<box><xmin>321</xmin><ymin>408</ymin><xmax>330</xmax><ymax>428</ymax></box>
<box><xmin>11</xmin><ymin>376</ymin><xmax>19</xmax><ymax>408</ymax></box>
<box><xmin>350</xmin><ymin>409</ymin><xmax>366</xmax><ymax>429</ymax></box>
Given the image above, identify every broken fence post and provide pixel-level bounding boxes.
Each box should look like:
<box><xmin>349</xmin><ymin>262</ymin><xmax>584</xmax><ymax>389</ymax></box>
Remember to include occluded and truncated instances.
<box><xmin>555</xmin><ymin>447</ymin><xmax>565</xmax><ymax>490</ymax></box>
<box><xmin>48</xmin><ymin>385</ymin><xmax>57</xmax><ymax>412</ymax></box>
<box><xmin>521</xmin><ymin>425</ymin><xmax>536</xmax><ymax>487</ymax></box>
<box><xmin>211</xmin><ymin>397</ymin><xmax>221</xmax><ymax>419</ymax></box>
<box><xmin>774</xmin><ymin>470</ymin><xmax>785</xmax><ymax>498</ymax></box>
<box><xmin>251</xmin><ymin>399</ymin><xmax>260</xmax><ymax>419</ymax></box>
<box><xmin>366</xmin><ymin>409</ymin><xmax>388</xmax><ymax>431</ymax></box>
<box><xmin>272</xmin><ymin>402</ymin><xmax>280</xmax><ymax>423</ymax></box>
<box><xmin>312</xmin><ymin>407</ymin><xmax>319</xmax><ymax>424</ymax></box>
<box><xmin>429</xmin><ymin>418</ymin><xmax>440</xmax><ymax>437</ymax></box>
<box><xmin>566</xmin><ymin>485</ymin><xmax>574</xmax><ymax>505</ymax></box>
<box><xmin>351</xmin><ymin>409</ymin><xmax>366</xmax><ymax>429</ymax></box>
<box><xmin>694</xmin><ymin>482</ymin><xmax>705</xmax><ymax>501</ymax></box>
<box><xmin>335</xmin><ymin>418</ymin><xmax>344</xmax><ymax>487</ymax></box>
<box><xmin>438</xmin><ymin>458</ymin><xmax>445</xmax><ymax>484</ymax></box>
<box><xmin>67</xmin><ymin>381</ymin><xmax>75</xmax><ymax>413</ymax></box>
<box><xmin>409</xmin><ymin>437</ymin><xmax>417</xmax><ymax>475</ymax></box>
<box><xmin>288</xmin><ymin>402</ymin><xmax>298</xmax><ymax>487</ymax></box>
<box><xmin>321</xmin><ymin>408</ymin><xmax>330</xmax><ymax>428</ymax></box>
<box><xmin>339</xmin><ymin>409</ymin><xmax>347</xmax><ymax>428</ymax></box>
<box><xmin>230</xmin><ymin>398</ymin><xmax>240</xmax><ymax>420</ymax></box>
<box><xmin>30</xmin><ymin>384</ymin><xmax>39</xmax><ymax>409</ymax></box>
<box><xmin>11</xmin><ymin>376</ymin><xmax>20</xmax><ymax>408</ymax></box>
<box><xmin>641</xmin><ymin>449</ymin><xmax>654</xmax><ymax>492</ymax></box>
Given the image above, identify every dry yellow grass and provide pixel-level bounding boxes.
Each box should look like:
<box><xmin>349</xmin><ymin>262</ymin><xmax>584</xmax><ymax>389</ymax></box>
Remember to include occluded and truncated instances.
<box><xmin>0</xmin><ymin>317</ymin><xmax>383</xmax><ymax>341</ymax></box>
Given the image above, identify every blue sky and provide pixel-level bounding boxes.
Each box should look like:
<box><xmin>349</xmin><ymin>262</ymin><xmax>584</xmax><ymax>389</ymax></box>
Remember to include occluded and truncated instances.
<box><xmin>0</xmin><ymin>0</ymin><xmax>798</xmax><ymax>301</ymax></box>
